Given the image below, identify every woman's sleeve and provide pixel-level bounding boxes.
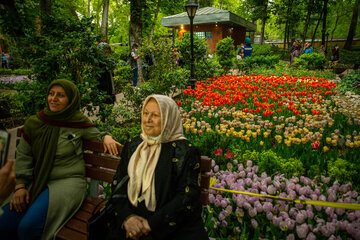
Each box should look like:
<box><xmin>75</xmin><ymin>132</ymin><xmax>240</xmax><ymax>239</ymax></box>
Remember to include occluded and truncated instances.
<box><xmin>147</xmin><ymin>145</ymin><xmax>202</xmax><ymax>238</ymax></box>
<box><xmin>111</xmin><ymin>141</ymin><xmax>135</xmax><ymax>227</ymax></box>
<box><xmin>15</xmin><ymin>137</ymin><xmax>34</xmax><ymax>186</ymax></box>
<box><xmin>81</xmin><ymin>127</ymin><xmax>107</xmax><ymax>141</ymax></box>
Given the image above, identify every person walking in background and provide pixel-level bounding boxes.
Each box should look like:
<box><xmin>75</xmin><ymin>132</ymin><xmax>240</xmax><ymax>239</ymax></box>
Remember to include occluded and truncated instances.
<box><xmin>318</xmin><ymin>45</ymin><xmax>326</xmax><ymax>57</ymax></box>
<box><xmin>97</xmin><ymin>41</ymin><xmax>116</xmax><ymax>105</ymax></box>
<box><xmin>289</xmin><ymin>42</ymin><xmax>297</xmax><ymax>65</ymax></box>
<box><xmin>130</xmin><ymin>44</ymin><xmax>139</xmax><ymax>87</ymax></box>
<box><xmin>1</xmin><ymin>53</ymin><xmax>8</xmax><ymax>69</ymax></box>
<box><xmin>237</xmin><ymin>43</ymin><xmax>244</xmax><ymax>59</ymax></box>
<box><xmin>331</xmin><ymin>45</ymin><xmax>339</xmax><ymax>62</ymax></box>
<box><xmin>241</xmin><ymin>37</ymin><xmax>254</xmax><ymax>58</ymax></box>
<box><xmin>302</xmin><ymin>42</ymin><xmax>313</xmax><ymax>54</ymax></box>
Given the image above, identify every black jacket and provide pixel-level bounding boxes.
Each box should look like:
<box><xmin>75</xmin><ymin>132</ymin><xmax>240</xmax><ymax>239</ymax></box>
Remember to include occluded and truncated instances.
<box><xmin>109</xmin><ymin>136</ymin><xmax>208</xmax><ymax>240</ymax></box>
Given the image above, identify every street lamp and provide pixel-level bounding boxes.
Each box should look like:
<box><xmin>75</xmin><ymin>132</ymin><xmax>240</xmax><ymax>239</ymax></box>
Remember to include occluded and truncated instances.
<box><xmin>185</xmin><ymin>0</ymin><xmax>198</xmax><ymax>89</ymax></box>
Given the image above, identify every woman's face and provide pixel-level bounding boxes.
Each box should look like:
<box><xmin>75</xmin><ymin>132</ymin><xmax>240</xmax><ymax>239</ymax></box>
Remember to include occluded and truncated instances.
<box><xmin>142</xmin><ymin>99</ymin><xmax>161</xmax><ymax>137</ymax></box>
<box><xmin>47</xmin><ymin>85</ymin><xmax>69</xmax><ymax>112</ymax></box>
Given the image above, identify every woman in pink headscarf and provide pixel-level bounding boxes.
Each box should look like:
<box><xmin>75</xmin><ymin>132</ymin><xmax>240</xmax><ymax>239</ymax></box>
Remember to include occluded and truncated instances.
<box><xmin>106</xmin><ymin>95</ymin><xmax>208</xmax><ymax>240</ymax></box>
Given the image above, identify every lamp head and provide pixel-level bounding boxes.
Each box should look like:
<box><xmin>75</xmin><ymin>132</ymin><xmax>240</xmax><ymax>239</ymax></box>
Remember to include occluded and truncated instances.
<box><xmin>185</xmin><ymin>0</ymin><xmax>198</xmax><ymax>18</ymax></box>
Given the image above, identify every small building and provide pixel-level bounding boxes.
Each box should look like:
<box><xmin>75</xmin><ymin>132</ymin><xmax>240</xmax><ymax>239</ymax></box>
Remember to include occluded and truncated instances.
<box><xmin>161</xmin><ymin>7</ymin><xmax>257</xmax><ymax>53</ymax></box>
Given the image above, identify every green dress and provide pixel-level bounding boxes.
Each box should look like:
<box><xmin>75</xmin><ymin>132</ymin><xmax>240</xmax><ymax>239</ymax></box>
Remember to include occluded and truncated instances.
<box><xmin>15</xmin><ymin>126</ymin><xmax>106</xmax><ymax>240</ymax></box>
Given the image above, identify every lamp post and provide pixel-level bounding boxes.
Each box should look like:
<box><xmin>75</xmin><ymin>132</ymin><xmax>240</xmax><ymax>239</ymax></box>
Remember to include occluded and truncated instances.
<box><xmin>185</xmin><ymin>0</ymin><xmax>198</xmax><ymax>89</ymax></box>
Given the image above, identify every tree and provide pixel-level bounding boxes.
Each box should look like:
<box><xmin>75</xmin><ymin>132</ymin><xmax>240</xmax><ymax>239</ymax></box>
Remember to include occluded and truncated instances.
<box><xmin>100</xmin><ymin>0</ymin><xmax>110</xmax><ymax>40</ymax></box>
<box><xmin>321</xmin><ymin>0</ymin><xmax>328</xmax><ymax>46</ymax></box>
<box><xmin>129</xmin><ymin>0</ymin><xmax>143</xmax><ymax>82</ymax></box>
<box><xmin>344</xmin><ymin>0</ymin><xmax>359</xmax><ymax>50</ymax></box>
<box><xmin>243</xmin><ymin>0</ymin><xmax>270</xmax><ymax>45</ymax></box>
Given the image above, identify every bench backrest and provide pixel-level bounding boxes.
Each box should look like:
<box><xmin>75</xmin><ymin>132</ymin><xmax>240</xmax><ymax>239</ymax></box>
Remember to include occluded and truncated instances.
<box><xmin>15</xmin><ymin>130</ymin><xmax>211</xmax><ymax>206</ymax></box>
<box><xmin>83</xmin><ymin>140</ymin><xmax>212</xmax><ymax>206</ymax></box>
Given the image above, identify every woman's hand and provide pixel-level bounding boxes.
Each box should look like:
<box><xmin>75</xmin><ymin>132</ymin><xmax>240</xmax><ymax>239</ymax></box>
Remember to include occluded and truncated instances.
<box><xmin>124</xmin><ymin>215</ymin><xmax>150</xmax><ymax>239</ymax></box>
<box><xmin>103</xmin><ymin>135</ymin><xmax>122</xmax><ymax>155</ymax></box>
<box><xmin>10</xmin><ymin>184</ymin><xmax>29</xmax><ymax>212</ymax></box>
<box><xmin>0</xmin><ymin>160</ymin><xmax>16</xmax><ymax>204</ymax></box>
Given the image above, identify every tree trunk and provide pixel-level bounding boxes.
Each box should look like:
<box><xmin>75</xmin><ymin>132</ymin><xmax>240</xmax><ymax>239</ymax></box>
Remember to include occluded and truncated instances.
<box><xmin>344</xmin><ymin>0</ymin><xmax>359</xmax><ymax>50</ymax></box>
<box><xmin>129</xmin><ymin>0</ymin><xmax>143</xmax><ymax>83</ymax></box>
<box><xmin>148</xmin><ymin>0</ymin><xmax>161</xmax><ymax>43</ymax></box>
<box><xmin>260</xmin><ymin>0</ymin><xmax>268</xmax><ymax>44</ymax></box>
<box><xmin>40</xmin><ymin>0</ymin><xmax>52</xmax><ymax>15</ymax></box>
<box><xmin>321</xmin><ymin>0</ymin><xmax>328</xmax><ymax>46</ymax></box>
<box><xmin>88</xmin><ymin>0</ymin><xmax>91</xmax><ymax>17</ymax></box>
<box><xmin>330</xmin><ymin>14</ymin><xmax>340</xmax><ymax>43</ymax></box>
<box><xmin>311</xmin><ymin>11</ymin><xmax>322</xmax><ymax>47</ymax></box>
<box><xmin>302</xmin><ymin>0</ymin><xmax>313</xmax><ymax>45</ymax></box>
<box><xmin>100</xmin><ymin>0</ymin><xmax>109</xmax><ymax>40</ymax></box>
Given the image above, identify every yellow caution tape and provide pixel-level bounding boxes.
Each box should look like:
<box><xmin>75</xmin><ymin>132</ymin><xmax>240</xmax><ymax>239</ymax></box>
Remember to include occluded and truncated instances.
<box><xmin>209</xmin><ymin>178</ymin><xmax>360</xmax><ymax>210</ymax></box>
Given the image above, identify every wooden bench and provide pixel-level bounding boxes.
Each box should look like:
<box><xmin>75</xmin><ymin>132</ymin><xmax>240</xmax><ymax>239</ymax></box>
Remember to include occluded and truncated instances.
<box><xmin>55</xmin><ymin>140</ymin><xmax>212</xmax><ymax>240</ymax></box>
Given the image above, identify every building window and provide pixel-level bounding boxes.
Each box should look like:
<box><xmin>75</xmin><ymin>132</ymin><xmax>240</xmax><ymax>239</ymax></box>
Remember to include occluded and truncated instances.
<box><xmin>184</xmin><ymin>31</ymin><xmax>212</xmax><ymax>39</ymax></box>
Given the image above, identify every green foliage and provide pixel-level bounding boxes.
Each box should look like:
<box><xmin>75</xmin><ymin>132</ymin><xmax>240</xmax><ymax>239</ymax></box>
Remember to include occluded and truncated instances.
<box><xmin>294</xmin><ymin>53</ymin><xmax>327</xmax><ymax>70</ymax></box>
<box><xmin>216</xmin><ymin>37</ymin><xmax>235</xmax><ymax>73</ymax></box>
<box><xmin>251</xmin><ymin>44</ymin><xmax>272</xmax><ymax>56</ymax></box>
<box><xmin>235</xmin><ymin>55</ymin><xmax>280</xmax><ymax>71</ymax></box>
<box><xmin>328</xmin><ymin>158</ymin><xmax>358</xmax><ymax>185</ymax></box>
<box><xmin>177</xmin><ymin>34</ymin><xmax>208</xmax><ymax>64</ymax></box>
<box><xmin>235</xmin><ymin>150</ymin><xmax>304</xmax><ymax>178</ymax></box>
<box><xmin>111</xmin><ymin>45</ymin><xmax>130</xmax><ymax>62</ymax></box>
<box><xmin>249</xmin><ymin>61</ymin><xmax>336</xmax><ymax>80</ymax></box>
<box><xmin>176</xmin><ymin>34</ymin><xmax>223</xmax><ymax>81</ymax></box>
<box><xmin>12</xmin><ymin>80</ymin><xmax>48</xmax><ymax>117</ymax></box>
<box><xmin>339</xmin><ymin>49</ymin><xmax>360</xmax><ymax>66</ymax></box>
<box><xmin>113</xmin><ymin>65</ymin><xmax>132</xmax><ymax>93</ymax></box>
<box><xmin>0</xmin><ymin>68</ymin><xmax>32</xmax><ymax>76</ymax></box>
<box><xmin>337</xmin><ymin>70</ymin><xmax>360</xmax><ymax>94</ymax></box>
<box><xmin>141</xmin><ymin>38</ymin><xmax>188</xmax><ymax>91</ymax></box>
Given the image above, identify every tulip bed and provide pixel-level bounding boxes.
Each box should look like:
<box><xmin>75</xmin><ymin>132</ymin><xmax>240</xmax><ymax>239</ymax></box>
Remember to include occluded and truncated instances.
<box><xmin>178</xmin><ymin>74</ymin><xmax>360</xmax><ymax>239</ymax></box>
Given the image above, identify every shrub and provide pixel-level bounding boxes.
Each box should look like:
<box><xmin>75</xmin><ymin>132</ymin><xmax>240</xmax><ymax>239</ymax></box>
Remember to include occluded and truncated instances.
<box><xmin>0</xmin><ymin>68</ymin><xmax>33</xmax><ymax>76</ymax></box>
<box><xmin>251</xmin><ymin>44</ymin><xmax>272</xmax><ymax>56</ymax></box>
<box><xmin>235</xmin><ymin>55</ymin><xmax>280</xmax><ymax>72</ymax></box>
<box><xmin>294</xmin><ymin>53</ymin><xmax>326</xmax><ymax>70</ymax></box>
<box><xmin>328</xmin><ymin>158</ymin><xmax>358</xmax><ymax>185</ymax></box>
<box><xmin>112</xmin><ymin>45</ymin><xmax>131</xmax><ymax>62</ymax></box>
<box><xmin>337</xmin><ymin>70</ymin><xmax>360</xmax><ymax>94</ymax></box>
<box><xmin>216</xmin><ymin>37</ymin><xmax>235</xmax><ymax>74</ymax></box>
<box><xmin>339</xmin><ymin>48</ymin><xmax>360</xmax><ymax>66</ymax></box>
<box><xmin>113</xmin><ymin>65</ymin><xmax>132</xmax><ymax>93</ymax></box>
<box><xmin>176</xmin><ymin>34</ymin><xmax>220</xmax><ymax>81</ymax></box>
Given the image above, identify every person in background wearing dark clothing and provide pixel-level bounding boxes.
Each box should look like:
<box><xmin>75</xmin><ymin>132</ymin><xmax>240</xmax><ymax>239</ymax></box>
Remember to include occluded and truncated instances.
<box><xmin>241</xmin><ymin>37</ymin><xmax>254</xmax><ymax>58</ymax></box>
<box><xmin>131</xmin><ymin>44</ymin><xmax>139</xmax><ymax>87</ymax></box>
<box><xmin>331</xmin><ymin>45</ymin><xmax>339</xmax><ymax>62</ymax></box>
<box><xmin>97</xmin><ymin>41</ymin><xmax>116</xmax><ymax>105</ymax></box>
<box><xmin>1</xmin><ymin>53</ymin><xmax>8</xmax><ymax>69</ymax></box>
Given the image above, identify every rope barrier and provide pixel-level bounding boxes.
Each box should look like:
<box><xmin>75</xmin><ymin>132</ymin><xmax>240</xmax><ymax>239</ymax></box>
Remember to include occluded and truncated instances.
<box><xmin>209</xmin><ymin>178</ymin><xmax>360</xmax><ymax>210</ymax></box>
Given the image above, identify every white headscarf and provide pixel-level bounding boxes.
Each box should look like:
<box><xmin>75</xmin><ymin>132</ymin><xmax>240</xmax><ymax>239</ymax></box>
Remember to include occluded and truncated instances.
<box><xmin>127</xmin><ymin>95</ymin><xmax>185</xmax><ymax>211</ymax></box>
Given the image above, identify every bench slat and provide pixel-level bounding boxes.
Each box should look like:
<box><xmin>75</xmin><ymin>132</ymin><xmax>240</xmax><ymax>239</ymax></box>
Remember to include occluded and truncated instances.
<box><xmin>83</xmin><ymin>140</ymin><xmax>122</xmax><ymax>154</ymax></box>
<box><xmin>84</xmin><ymin>153</ymin><xmax>120</xmax><ymax>170</ymax></box>
<box><xmin>200</xmin><ymin>156</ymin><xmax>212</xmax><ymax>172</ymax></box>
<box><xmin>85</xmin><ymin>167</ymin><xmax>116</xmax><ymax>183</ymax></box>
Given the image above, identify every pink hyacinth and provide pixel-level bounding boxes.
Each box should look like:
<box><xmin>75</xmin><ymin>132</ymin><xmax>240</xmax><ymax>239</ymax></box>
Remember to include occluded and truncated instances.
<box><xmin>246</xmin><ymin>160</ymin><xmax>252</xmax><ymax>167</ymax></box>
<box><xmin>305</xmin><ymin>232</ymin><xmax>316</xmax><ymax>240</ymax></box>
<box><xmin>286</xmin><ymin>234</ymin><xmax>295</xmax><ymax>240</ymax></box>
<box><xmin>251</xmin><ymin>219</ymin><xmax>258</xmax><ymax>229</ymax></box>
<box><xmin>296</xmin><ymin>223</ymin><xmax>309</xmax><ymax>239</ymax></box>
<box><xmin>267</xmin><ymin>185</ymin><xmax>276</xmax><ymax>195</ymax></box>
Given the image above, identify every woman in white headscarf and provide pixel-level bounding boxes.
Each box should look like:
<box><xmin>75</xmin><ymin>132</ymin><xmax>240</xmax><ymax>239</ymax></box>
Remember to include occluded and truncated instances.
<box><xmin>107</xmin><ymin>95</ymin><xmax>208</xmax><ymax>240</ymax></box>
